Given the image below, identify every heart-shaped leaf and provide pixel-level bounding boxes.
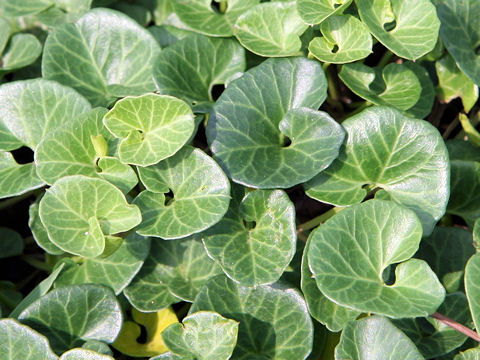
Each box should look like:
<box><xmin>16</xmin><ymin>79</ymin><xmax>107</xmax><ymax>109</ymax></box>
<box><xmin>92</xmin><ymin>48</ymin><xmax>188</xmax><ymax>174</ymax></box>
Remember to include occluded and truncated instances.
<box><xmin>308</xmin><ymin>199</ymin><xmax>445</xmax><ymax>318</ymax></box>
<box><xmin>0</xmin><ymin>227</ymin><xmax>23</xmax><ymax>258</ymax></box>
<box><xmin>0</xmin><ymin>79</ymin><xmax>91</xmax><ymax>150</ymax></box>
<box><xmin>296</xmin><ymin>0</ymin><xmax>353</xmax><ymax>25</ymax></box>
<box><xmin>202</xmin><ymin>185</ymin><xmax>296</xmax><ymax>287</ymax></box>
<box><xmin>162</xmin><ymin>311</ymin><xmax>238</xmax><ymax>360</ymax></box>
<box><xmin>309</xmin><ymin>15</ymin><xmax>372</xmax><ymax>64</ymax></box>
<box><xmin>42</xmin><ymin>8</ymin><xmax>161</xmax><ymax>106</ymax></box>
<box><xmin>103</xmin><ymin>94</ymin><xmax>194</xmax><ymax>166</ymax></box>
<box><xmin>465</xmin><ymin>253</ymin><xmax>480</xmax><ymax>338</ymax></box>
<box><xmin>18</xmin><ymin>284</ymin><xmax>122</xmax><ymax>354</ymax></box>
<box><xmin>233</xmin><ymin>2</ymin><xmax>308</xmax><ymax>57</ymax></box>
<box><xmin>153</xmin><ymin>34</ymin><xmax>245</xmax><ymax>107</ymax></box>
<box><xmin>55</xmin><ymin>233</ymin><xmax>151</xmax><ymax>294</ymax></box>
<box><xmin>0</xmin><ymin>151</ymin><xmax>45</xmax><ymax>198</ymax></box>
<box><xmin>39</xmin><ymin>175</ymin><xmax>142</xmax><ymax>258</ymax></box>
<box><xmin>173</xmin><ymin>0</ymin><xmax>260</xmax><ymax>37</ymax></box>
<box><xmin>36</xmin><ymin>108</ymin><xmax>138</xmax><ymax>193</ymax></box>
<box><xmin>190</xmin><ymin>275</ymin><xmax>313</xmax><ymax>360</ymax></box>
<box><xmin>1</xmin><ymin>34</ymin><xmax>42</xmax><ymax>71</ymax></box>
<box><xmin>0</xmin><ymin>0</ymin><xmax>54</xmax><ymax>17</ymax></box>
<box><xmin>0</xmin><ymin>319</ymin><xmax>58</xmax><ymax>360</ymax></box>
<box><xmin>207</xmin><ymin>57</ymin><xmax>345</xmax><ymax>189</ymax></box>
<box><xmin>437</xmin><ymin>0</ymin><xmax>480</xmax><ymax>86</ymax></box>
<box><xmin>301</xmin><ymin>236</ymin><xmax>361</xmax><ymax>332</ymax></box>
<box><xmin>135</xmin><ymin>146</ymin><xmax>230</xmax><ymax>239</ymax></box>
<box><xmin>305</xmin><ymin>106</ymin><xmax>449</xmax><ymax>235</ymax></box>
<box><xmin>335</xmin><ymin>316</ymin><xmax>424</xmax><ymax>360</ymax></box>
<box><xmin>29</xmin><ymin>198</ymin><xmax>64</xmax><ymax>255</ymax></box>
<box><xmin>60</xmin><ymin>349</ymin><xmax>114</xmax><ymax>360</ymax></box>
<box><xmin>356</xmin><ymin>0</ymin><xmax>440</xmax><ymax>60</ymax></box>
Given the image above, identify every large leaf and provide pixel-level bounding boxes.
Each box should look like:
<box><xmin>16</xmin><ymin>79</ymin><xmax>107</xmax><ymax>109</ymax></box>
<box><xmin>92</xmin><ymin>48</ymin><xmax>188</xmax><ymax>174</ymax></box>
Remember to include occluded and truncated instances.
<box><xmin>18</xmin><ymin>284</ymin><xmax>122</xmax><ymax>354</ymax></box>
<box><xmin>456</xmin><ymin>349</ymin><xmax>480</xmax><ymax>360</ymax></box>
<box><xmin>356</xmin><ymin>0</ymin><xmax>440</xmax><ymax>60</ymax></box>
<box><xmin>42</xmin><ymin>8</ymin><xmax>161</xmax><ymax>106</ymax></box>
<box><xmin>465</xmin><ymin>253</ymin><xmax>480</xmax><ymax>337</ymax></box>
<box><xmin>103</xmin><ymin>94</ymin><xmax>194</xmax><ymax>166</ymax></box>
<box><xmin>308</xmin><ymin>15</ymin><xmax>372</xmax><ymax>64</ymax></box>
<box><xmin>29</xmin><ymin>198</ymin><xmax>64</xmax><ymax>255</ymax></box>
<box><xmin>0</xmin><ymin>319</ymin><xmax>57</xmax><ymax>360</ymax></box>
<box><xmin>305</xmin><ymin>106</ymin><xmax>449</xmax><ymax>235</ymax></box>
<box><xmin>0</xmin><ymin>0</ymin><xmax>54</xmax><ymax>16</ymax></box>
<box><xmin>123</xmin><ymin>236</ymin><xmax>221</xmax><ymax>310</ymax></box>
<box><xmin>162</xmin><ymin>311</ymin><xmax>238</xmax><ymax>360</ymax></box>
<box><xmin>437</xmin><ymin>0</ymin><xmax>480</xmax><ymax>86</ymax></box>
<box><xmin>153</xmin><ymin>34</ymin><xmax>245</xmax><ymax>107</ymax></box>
<box><xmin>1</xmin><ymin>34</ymin><xmax>42</xmax><ymax>72</ymax></box>
<box><xmin>190</xmin><ymin>275</ymin><xmax>313</xmax><ymax>360</ymax></box>
<box><xmin>447</xmin><ymin>160</ymin><xmax>480</xmax><ymax>224</ymax></box>
<box><xmin>55</xmin><ymin>233</ymin><xmax>151</xmax><ymax>294</ymax></box>
<box><xmin>0</xmin><ymin>78</ymin><xmax>91</xmax><ymax>150</ymax></box>
<box><xmin>335</xmin><ymin>316</ymin><xmax>424</xmax><ymax>360</ymax></box>
<box><xmin>59</xmin><ymin>349</ymin><xmax>114</xmax><ymax>360</ymax></box>
<box><xmin>233</xmin><ymin>2</ymin><xmax>308</xmax><ymax>57</ymax></box>
<box><xmin>135</xmin><ymin>146</ymin><xmax>230</xmax><ymax>239</ymax></box>
<box><xmin>296</xmin><ymin>0</ymin><xmax>353</xmax><ymax>25</ymax></box>
<box><xmin>35</xmin><ymin>107</ymin><xmax>138</xmax><ymax>193</ymax></box>
<box><xmin>0</xmin><ymin>227</ymin><xmax>23</xmax><ymax>258</ymax></box>
<box><xmin>172</xmin><ymin>0</ymin><xmax>260</xmax><ymax>37</ymax></box>
<box><xmin>308</xmin><ymin>199</ymin><xmax>445</xmax><ymax>318</ymax></box>
<box><xmin>39</xmin><ymin>175</ymin><xmax>142</xmax><ymax>258</ymax></box>
<box><xmin>202</xmin><ymin>185</ymin><xmax>296</xmax><ymax>287</ymax></box>
<box><xmin>207</xmin><ymin>57</ymin><xmax>345</xmax><ymax>189</ymax></box>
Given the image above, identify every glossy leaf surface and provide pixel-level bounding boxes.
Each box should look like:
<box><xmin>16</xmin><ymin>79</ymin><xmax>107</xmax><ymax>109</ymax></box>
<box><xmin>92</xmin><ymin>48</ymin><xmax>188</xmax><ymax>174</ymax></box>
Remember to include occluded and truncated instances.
<box><xmin>465</xmin><ymin>253</ymin><xmax>480</xmax><ymax>337</ymax></box>
<box><xmin>1</xmin><ymin>34</ymin><xmax>42</xmax><ymax>71</ymax></box>
<box><xmin>0</xmin><ymin>151</ymin><xmax>44</xmax><ymax>199</ymax></box>
<box><xmin>296</xmin><ymin>0</ymin><xmax>353</xmax><ymax>25</ymax></box>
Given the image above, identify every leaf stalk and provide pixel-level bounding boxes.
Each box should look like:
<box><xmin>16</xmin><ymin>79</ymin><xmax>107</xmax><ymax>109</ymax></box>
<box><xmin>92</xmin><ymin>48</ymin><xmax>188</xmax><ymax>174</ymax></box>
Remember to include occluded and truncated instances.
<box><xmin>430</xmin><ymin>312</ymin><xmax>480</xmax><ymax>342</ymax></box>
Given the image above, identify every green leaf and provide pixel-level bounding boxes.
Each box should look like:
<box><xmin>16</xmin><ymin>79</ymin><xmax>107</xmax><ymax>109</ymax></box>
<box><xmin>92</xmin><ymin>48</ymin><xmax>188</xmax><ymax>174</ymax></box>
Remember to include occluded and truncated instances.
<box><xmin>0</xmin><ymin>151</ymin><xmax>45</xmax><ymax>198</ymax></box>
<box><xmin>207</xmin><ymin>57</ymin><xmax>345</xmax><ymax>189</ymax></box>
<box><xmin>36</xmin><ymin>108</ymin><xmax>138</xmax><ymax>193</ymax></box>
<box><xmin>202</xmin><ymin>185</ymin><xmax>296</xmax><ymax>287</ymax></box>
<box><xmin>162</xmin><ymin>311</ymin><xmax>238</xmax><ymax>360</ymax></box>
<box><xmin>356</xmin><ymin>0</ymin><xmax>440</xmax><ymax>60</ymax></box>
<box><xmin>55</xmin><ymin>233</ymin><xmax>151</xmax><ymax>294</ymax></box>
<box><xmin>42</xmin><ymin>8</ymin><xmax>161</xmax><ymax>106</ymax></box>
<box><xmin>148</xmin><ymin>25</ymin><xmax>193</xmax><ymax>48</ymax></box>
<box><xmin>394</xmin><ymin>293</ymin><xmax>470</xmax><ymax>358</ymax></box>
<box><xmin>233</xmin><ymin>2</ymin><xmax>308</xmax><ymax>57</ymax></box>
<box><xmin>0</xmin><ymin>281</ymin><xmax>22</xmax><ymax>315</ymax></box>
<box><xmin>448</xmin><ymin>139</ymin><xmax>480</xmax><ymax>162</ymax></box>
<box><xmin>29</xmin><ymin>198</ymin><xmax>64</xmax><ymax>255</ymax></box>
<box><xmin>153</xmin><ymin>34</ymin><xmax>245</xmax><ymax>106</ymax></box>
<box><xmin>0</xmin><ymin>319</ymin><xmax>58</xmax><ymax>360</ymax></box>
<box><xmin>103</xmin><ymin>94</ymin><xmax>194</xmax><ymax>166</ymax></box>
<box><xmin>301</xmin><ymin>236</ymin><xmax>361</xmax><ymax>332</ymax></box>
<box><xmin>465</xmin><ymin>253</ymin><xmax>480</xmax><ymax>337</ymax></box>
<box><xmin>335</xmin><ymin>316</ymin><xmax>424</xmax><ymax>360</ymax></box>
<box><xmin>415</xmin><ymin>227</ymin><xmax>475</xmax><ymax>293</ymax></box>
<box><xmin>135</xmin><ymin>146</ymin><xmax>230</xmax><ymax>239</ymax></box>
<box><xmin>296</xmin><ymin>0</ymin><xmax>353</xmax><ymax>25</ymax></box>
<box><xmin>437</xmin><ymin>0</ymin><xmax>480</xmax><ymax>86</ymax></box>
<box><xmin>308</xmin><ymin>199</ymin><xmax>445</xmax><ymax>318</ymax></box>
<box><xmin>18</xmin><ymin>284</ymin><xmax>122</xmax><ymax>354</ymax></box>
<box><xmin>308</xmin><ymin>15</ymin><xmax>372</xmax><ymax>64</ymax></box>
<box><xmin>39</xmin><ymin>175</ymin><xmax>142</xmax><ymax>258</ymax></box>
<box><xmin>436</xmin><ymin>54</ymin><xmax>479</xmax><ymax>112</ymax></box>
<box><xmin>0</xmin><ymin>227</ymin><xmax>23</xmax><ymax>258</ymax></box>
<box><xmin>173</xmin><ymin>0</ymin><xmax>261</xmax><ymax>37</ymax></box>
<box><xmin>0</xmin><ymin>79</ymin><xmax>91</xmax><ymax>150</ymax></box>
<box><xmin>455</xmin><ymin>348</ymin><xmax>480</xmax><ymax>360</ymax></box>
<box><xmin>190</xmin><ymin>275</ymin><xmax>314</xmax><ymax>359</ymax></box>
<box><xmin>0</xmin><ymin>16</ymin><xmax>10</xmax><ymax>54</ymax></box>
<box><xmin>80</xmin><ymin>340</ymin><xmax>113</xmax><ymax>356</ymax></box>
<box><xmin>1</xmin><ymin>34</ymin><xmax>42</xmax><ymax>71</ymax></box>
<box><xmin>0</xmin><ymin>0</ymin><xmax>54</xmax><ymax>17</ymax></box>
<box><xmin>59</xmin><ymin>349</ymin><xmax>114</xmax><ymax>360</ymax></box>
<box><xmin>305</xmin><ymin>106</ymin><xmax>449</xmax><ymax>235</ymax></box>
<box><xmin>447</xmin><ymin>160</ymin><xmax>480</xmax><ymax>224</ymax></box>
<box><xmin>150</xmin><ymin>353</ymin><xmax>182</xmax><ymax>360</ymax></box>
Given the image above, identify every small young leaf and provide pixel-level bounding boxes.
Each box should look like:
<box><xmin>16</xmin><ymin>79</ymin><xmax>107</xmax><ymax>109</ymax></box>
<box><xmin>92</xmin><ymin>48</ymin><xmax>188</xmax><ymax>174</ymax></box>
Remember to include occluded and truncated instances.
<box><xmin>0</xmin><ymin>227</ymin><xmax>24</xmax><ymax>258</ymax></box>
<box><xmin>296</xmin><ymin>0</ymin><xmax>353</xmax><ymax>25</ymax></box>
<box><xmin>162</xmin><ymin>311</ymin><xmax>238</xmax><ymax>360</ymax></box>
<box><xmin>308</xmin><ymin>199</ymin><xmax>445</xmax><ymax>318</ymax></box>
<box><xmin>1</xmin><ymin>34</ymin><xmax>42</xmax><ymax>71</ymax></box>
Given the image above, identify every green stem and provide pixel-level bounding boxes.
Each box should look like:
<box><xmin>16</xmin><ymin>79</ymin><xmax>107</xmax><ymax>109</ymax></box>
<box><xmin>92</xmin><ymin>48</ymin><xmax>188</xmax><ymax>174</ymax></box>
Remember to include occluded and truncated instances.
<box><xmin>319</xmin><ymin>331</ymin><xmax>341</xmax><ymax>360</ymax></box>
<box><xmin>377</xmin><ymin>50</ymin><xmax>394</xmax><ymax>67</ymax></box>
<box><xmin>0</xmin><ymin>191</ymin><xmax>34</xmax><ymax>211</ymax></box>
<box><xmin>325</xmin><ymin>65</ymin><xmax>339</xmax><ymax>101</ymax></box>
<box><xmin>339</xmin><ymin>101</ymin><xmax>371</xmax><ymax>122</ymax></box>
<box><xmin>297</xmin><ymin>207</ymin><xmax>344</xmax><ymax>233</ymax></box>
<box><xmin>21</xmin><ymin>255</ymin><xmax>53</xmax><ymax>273</ymax></box>
<box><xmin>219</xmin><ymin>0</ymin><xmax>227</xmax><ymax>13</ymax></box>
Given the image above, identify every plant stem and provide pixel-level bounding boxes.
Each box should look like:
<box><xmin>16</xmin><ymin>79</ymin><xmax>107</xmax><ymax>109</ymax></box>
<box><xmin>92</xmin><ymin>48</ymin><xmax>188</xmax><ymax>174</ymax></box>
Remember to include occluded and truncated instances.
<box><xmin>377</xmin><ymin>50</ymin><xmax>394</xmax><ymax>67</ymax></box>
<box><xmin>319</xmin><ymin>331</ymin><xmax>341</xmax><ymax>360</ymax></box>
<box><xmin>0</xmin><ymin>191</ymin><xmax>33</xmax><ymax>211</ymax></box>
<box><xmin>219</xmin><ymin>0</ymin><xmax>227</xmax><ymax>13</ymax></box>
<box><xmin>21</xmin><ymin>255</ymin><xmax>53</xmax><ymax>273</ymax></box>
<box><xmin>297</xmin><ymin>207</ymin><xmax>344</xmax><ymax>233</ymax></box>
<box><xmin>431</xmin><ymin>312</ymin><xmax>480</xmax><ymax>342</ymax></box>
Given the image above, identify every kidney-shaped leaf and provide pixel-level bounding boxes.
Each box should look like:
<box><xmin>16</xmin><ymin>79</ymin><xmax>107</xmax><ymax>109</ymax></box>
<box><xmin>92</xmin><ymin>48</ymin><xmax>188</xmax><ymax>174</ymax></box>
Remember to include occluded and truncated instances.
<box><xmin>153</xmin><ymin>34</ymin><xmax>245</xmax><ymax>107</ymax></box>
<box><xmin>103</xmin><ymin>94</ymin><xmax>194</xmax><ymax>166</ymax></box>
<box><xmin>296</xmin><ymin>0</ymin><xmax>353</xmax><ymax>25</ymax></box>
<box><xmin>135</xmin><ymin>146</ymin><xmax>230</xmax><ymax>239</ymax></box>
<box><xmin>309</xmin><ymin>15</ymin><xmax>372</xmax><ymax>64</ymax></box>
<box><xmin>203</xmin><ymin>185</ymin><xmax>296</xmax><ymax>287</ymax></box>
<box><xmin>336</xmin><ymin>316</ymin><xmax>424</xmax><ymax>360</ymax></box>
<box><xmin>308</xmin><ymin>199</ymin><xmax>445</xmax><ymax>318</ymax></box>
<box><xmin>18</xmin><ymin>284</ymin><xmax>122</xmax><ymax>355</ymax></box>
<box><xmin>39</xmin><ymin>175</ymin><xmax>142</xmax><ymax>258</ymax></box>
<box><xmin>0</xmin><ymin>151</ymin><xmax>44</xmax><ymax>199</ymax></box>
<box><xmin>305</xmin><ymin>106</ymin><xmax>449</xmax><ymax>235</ymax></box>
<box><xmin>0</xmin><ymin>319</ymin><xmax>58</xmax><ymax>360</ymax></box>
<box><xmin>356</xmin><ymin>0</ymin><xmax>440</xmax><ymax>60</ymax></box>
<box><xmin>42</xmin><ymin>8</ymin><xmax>160</xmax><ymax>106</ymax></box>
<box><xmin>233</xmin><ymin>2</ymin><xmax>308</xmax><ymax>57</ymax></box>
<box><xmin>207</xmin><ymin>57</ymin><xmax>344</xmax><ymax>189</ymax></box>
<box><xmin>465</xmin><ymin>253</ymin><xmax>480</xmax><ymax>337</ymax></box>
<box><xmin>162</xmin><ymin>311</ymin><xmax>238</xmax><ymax>360</ymax></box>
<box><xmin>190</xmin><ymin>275</ymin><xmax>313</xmax><ymax>360</ymax></box>
<box><xmin>173</xmin><ymin>0</ymin><xmax>260</xmax><ymax>37</ymax></box>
